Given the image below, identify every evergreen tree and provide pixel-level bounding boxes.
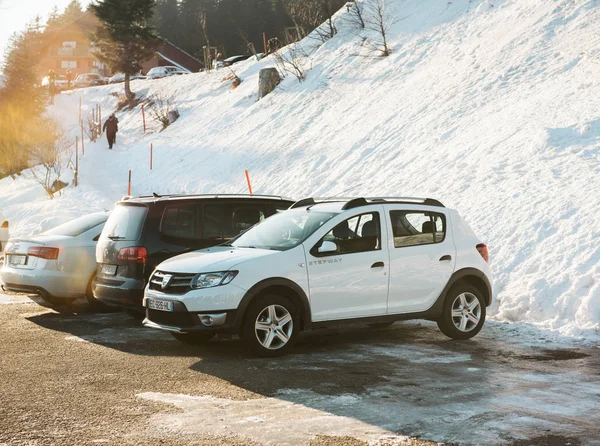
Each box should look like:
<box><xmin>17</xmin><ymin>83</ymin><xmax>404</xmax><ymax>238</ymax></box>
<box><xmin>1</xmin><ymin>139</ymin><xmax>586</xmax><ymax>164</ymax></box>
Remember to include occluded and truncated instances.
<box><xmin>179</xmin><ymin>0</ymin><xmax>214</xmax><ymax>57</ymax></box>
<box><xmin>156</xmin><ymin>0</ymin><xmax>181</xmax><ymax>44</ymax></box>
<box><xmin>63</xmin><ymin>0</ymin><xmax>84</xmax><ymax>21</ymax></box>
<box><xmin>0</xmin><ymin>27</ymin><xmax>46</xmax><ymax>178</ymax></box>
<box><xmin>90</xmin><ymin>0</ymin><xmax>160</xmax><ymax>106</ymax></box>
<box><xmin>1</xmin><ymin>28</ymin><xmax>45</xmax><ymax>116</ymax></box>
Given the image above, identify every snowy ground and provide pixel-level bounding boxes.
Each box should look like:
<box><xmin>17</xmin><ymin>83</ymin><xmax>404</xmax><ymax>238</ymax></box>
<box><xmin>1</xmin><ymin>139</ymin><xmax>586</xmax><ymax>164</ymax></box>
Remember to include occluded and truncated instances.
<box><xmin>1</xmin><ymin>290</ymin><xmax>599</xmax><ymax>445</ymax></box>
<box><xmin>0</xmin><ymin>0</ymin><xmax>599</xmax><ymax>340</ymax></box>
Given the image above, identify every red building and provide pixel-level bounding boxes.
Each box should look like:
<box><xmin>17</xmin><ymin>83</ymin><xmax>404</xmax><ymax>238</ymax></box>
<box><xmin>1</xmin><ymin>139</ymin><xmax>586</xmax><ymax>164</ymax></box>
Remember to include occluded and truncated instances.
<box><xmin>39</xmin><ymin>12</ymin><xmax>203</xmax><ymax>79</ymax></box>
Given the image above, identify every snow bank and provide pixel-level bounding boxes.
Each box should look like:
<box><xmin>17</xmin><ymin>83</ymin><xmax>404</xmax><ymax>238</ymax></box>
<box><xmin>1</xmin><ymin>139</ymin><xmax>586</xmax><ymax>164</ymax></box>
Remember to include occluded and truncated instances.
<box><xmin>1</xmin><ymin>0</ymin><xmax>598</xmax><ymax>337</ymax></box>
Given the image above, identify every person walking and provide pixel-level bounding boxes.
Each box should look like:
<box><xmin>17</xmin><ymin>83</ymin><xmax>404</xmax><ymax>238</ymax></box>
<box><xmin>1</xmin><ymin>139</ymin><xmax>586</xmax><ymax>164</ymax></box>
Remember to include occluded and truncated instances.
<box><xmin>102</xmin><ymin>114</ymin><xmax>119</xmax><ymax>149</ymax></box>
<box><xmin>65</xmin><ymin>68</ymin><xmax>72</xmax><ymax>89</ymax></box>
<box><xmin>47</xmin><ymin>69</ymin><xmax>56</xmax><ymax>104</ymax></box>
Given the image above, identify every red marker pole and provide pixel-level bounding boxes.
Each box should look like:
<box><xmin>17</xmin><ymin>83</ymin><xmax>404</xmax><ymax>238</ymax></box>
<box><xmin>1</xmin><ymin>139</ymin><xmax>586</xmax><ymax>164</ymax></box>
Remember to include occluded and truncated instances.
<box><xmin>263</xmin><ymin>32</ymin><xmax>267</xmax><ymax>54</ymax></box>
<box><xmin>245</xmin><ymin>170</ymin><xmax>253</xmax><ymax>195</ymax></box>
<box><xmin>142</xmin><ymin>103</ymin><xmax>146</xmax><ymax>133</ymax></box>
<box><xmin>150</xmin><ymin>143</ymin><xmax>153</xmax><ymax>170</ymax></box>
<box><xmin>128</xmin><ymin>170</ymin><xmax>131</xmax><ymax>196</ymax></box>
<box><xmin>81</xmin><ymin>124</ymin><xmax>85</xmax><ymax>155</ymax></box>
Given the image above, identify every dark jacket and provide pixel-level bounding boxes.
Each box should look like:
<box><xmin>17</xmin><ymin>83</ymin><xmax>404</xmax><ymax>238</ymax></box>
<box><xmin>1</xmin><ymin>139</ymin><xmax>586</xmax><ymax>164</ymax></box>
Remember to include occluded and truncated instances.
<box><xmin>103</xmin><ymin>116</ymin><xmax>119</xmax><ymax>134</ymax></box>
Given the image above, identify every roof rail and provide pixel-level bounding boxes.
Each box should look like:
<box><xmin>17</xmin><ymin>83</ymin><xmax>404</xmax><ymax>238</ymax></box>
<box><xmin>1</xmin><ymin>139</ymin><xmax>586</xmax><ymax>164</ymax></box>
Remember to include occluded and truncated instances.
<box><xmin>289</xmin><ymin>198</ymin><xmax>316</xmax><ymax>209</ymax></box>
<box><xmin>133</xmin><ymin>193</ymin><xmax>291</xmax><ymax>201</ymax></box>
<box><xmin>363</xmin><ymin>197</ymin><xmax>445</xmax><ymax>207</ymax></box>
<box><xmin>341</xmin><ymin>198</ymin><xmax>369</xmax><ymax>210</ymax></box>
<box><xmin>290</xmin><ymin>196</ymin><xmax>445</xmax><ymax>210</ymax></box>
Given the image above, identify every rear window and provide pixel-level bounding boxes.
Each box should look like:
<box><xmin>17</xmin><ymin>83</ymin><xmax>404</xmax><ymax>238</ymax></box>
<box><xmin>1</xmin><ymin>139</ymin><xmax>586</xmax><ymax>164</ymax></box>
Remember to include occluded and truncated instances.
<box><xmin>389</xmin><ymin>211</ymin><xmax>446</xmax><ymax>248</ymax></box>
<box><xmin>101</xmin><ymin>205</ymin><xmax>147</xmax><ymax>241</ymax></box>
<box><xmin>42</xmin><ymin>213</ymin><xmax>108</xmax><ymax>237</ymax></box>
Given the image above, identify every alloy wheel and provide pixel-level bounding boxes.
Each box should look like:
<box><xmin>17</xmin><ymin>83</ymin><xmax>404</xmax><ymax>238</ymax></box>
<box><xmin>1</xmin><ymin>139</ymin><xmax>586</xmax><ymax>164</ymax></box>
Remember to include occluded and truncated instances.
<box><xmin>254</xmin><ymin>304</ymin><xmax>293</xmax><ymax>350</ymax></box>
<box><xmin>451</xmin><ymin>292</ymin><xmax>481</xmax><ymax>332</ymax></box>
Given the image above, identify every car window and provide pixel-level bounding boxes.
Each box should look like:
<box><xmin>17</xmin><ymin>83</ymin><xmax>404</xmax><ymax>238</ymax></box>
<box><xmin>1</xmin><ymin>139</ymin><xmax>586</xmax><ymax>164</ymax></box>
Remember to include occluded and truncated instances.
<box><xmin>201</xmin><ymin>203</ymin><xmax>266</xmax><ymax>239</ymax></box>
<box><xmin>42</xmin><ymin>213</ymin><xmax>108</xmax><ymax>237</ymax></box>
<box><xmin>314</xmin><ymin>212</ymin><xmax>381</xmax><ymax>256</ymax></box>
<box><xmin>230</xmin><ymin>209</ymin><xmax>338</xmax><ymax>251</ymax></box>
<box><xmin>225</xmin><ymin>205</ymin><xmax>266</xmax><ymax>238</ymax></box>
<box><xmin>389</xmin><ymin>211</ymin><xmax>446</xmax><ymax>248</ymax></box>
<box><xmin>160</xmin><ymin>204</ymin><xmax>199</xmax><ymax>239</ymax></box>
<box><xmin>100</xmin><ymin>204</ymin><xmax>147</xmax><ymax>241</ymax></box>
<box><xmin>203</xmin><ymin>204</ymin><xmax>224</xmax><ymax>239</ymax></box>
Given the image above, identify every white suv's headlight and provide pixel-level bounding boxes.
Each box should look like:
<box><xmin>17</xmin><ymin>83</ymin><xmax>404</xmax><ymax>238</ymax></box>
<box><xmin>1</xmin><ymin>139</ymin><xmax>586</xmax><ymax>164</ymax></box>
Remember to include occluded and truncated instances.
<box><xmin>191</xmin><ymin>271</ymin><xmax>238</xmax><ymax>289</ymax></box>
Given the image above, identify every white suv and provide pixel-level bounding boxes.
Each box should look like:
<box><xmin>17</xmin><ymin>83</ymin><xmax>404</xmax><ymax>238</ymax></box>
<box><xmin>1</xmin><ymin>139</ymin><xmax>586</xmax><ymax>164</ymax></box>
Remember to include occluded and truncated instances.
<box><xmin>143</xmin><ymin>197</ymin><xmax>492</xmax><ymax>356</ymax></box>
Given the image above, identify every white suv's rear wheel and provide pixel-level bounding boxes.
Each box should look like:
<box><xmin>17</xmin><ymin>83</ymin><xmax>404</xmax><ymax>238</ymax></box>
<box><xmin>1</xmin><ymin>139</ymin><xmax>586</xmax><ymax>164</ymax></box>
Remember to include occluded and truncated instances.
<box><xmin>241</xmin><ymin>294</ymin><xmax>299</xmax><ymax>357</ymax></box>
<box><xmin>437</xmin><ymin>284</ymin><xmax>486</xmax><ymax>340</ymax></box>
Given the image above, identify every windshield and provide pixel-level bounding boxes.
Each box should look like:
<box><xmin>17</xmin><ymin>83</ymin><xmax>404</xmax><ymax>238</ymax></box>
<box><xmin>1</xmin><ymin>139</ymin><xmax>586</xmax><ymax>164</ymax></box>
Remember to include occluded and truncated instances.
<box><xmin>42</xmin><ymin>213</ymin><xmax>108</xmax><ymax>237</ymax></box>
<box><xmin>100</xmin><ymin>204</ymin><xmax>147</xmax><ymax>241</ymax></box>
<box><xmin>230</xmin><ymin>209</ymin><xmax>338</xmax><ymax>251</ymax></box>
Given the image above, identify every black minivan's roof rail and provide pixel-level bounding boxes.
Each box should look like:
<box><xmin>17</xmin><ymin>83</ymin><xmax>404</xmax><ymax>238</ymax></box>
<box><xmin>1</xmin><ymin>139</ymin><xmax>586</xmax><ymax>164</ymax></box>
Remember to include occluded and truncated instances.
<box><xmin>131</xmin><ymin>193</ymin><xmax>293</xmax><ymax>201</ymax></box>
<box><xmin>289</xmin><ymin>196</ymin><xmax>445</xmax><ymax>210</ymax></box>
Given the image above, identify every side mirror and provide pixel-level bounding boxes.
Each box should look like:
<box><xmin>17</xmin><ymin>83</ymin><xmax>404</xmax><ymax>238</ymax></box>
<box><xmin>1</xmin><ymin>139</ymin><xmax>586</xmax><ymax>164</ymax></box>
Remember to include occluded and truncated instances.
<box><xmin>318</xmin><ymin>241</ymin><xmax>337</xmax><ymax>254</ymax></box>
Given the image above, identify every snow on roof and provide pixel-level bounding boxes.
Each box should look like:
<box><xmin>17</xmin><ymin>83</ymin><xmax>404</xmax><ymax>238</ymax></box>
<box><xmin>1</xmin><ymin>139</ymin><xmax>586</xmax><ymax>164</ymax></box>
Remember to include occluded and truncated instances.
<box><xmin>155</xmin><ymin>53</ymin><xmax>192</xmax><ymax>73</ymax></box>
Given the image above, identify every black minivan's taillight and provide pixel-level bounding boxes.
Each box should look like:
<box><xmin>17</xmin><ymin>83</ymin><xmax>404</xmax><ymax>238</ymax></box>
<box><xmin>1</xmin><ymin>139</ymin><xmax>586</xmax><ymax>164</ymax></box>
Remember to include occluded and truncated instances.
<box><xmin>117</xmin><ymin>246</ymin><xmax>147</xmax><ymax>263</ymax></box>
<box><xmin>476</xmin><ymin>243</ymin><xmax>489</xmax><ymax>263</ymax></box>
<box><xmin>28</xmin><ymin>246</ymin><xmax>59</xmax><ymax>260</ymax></box>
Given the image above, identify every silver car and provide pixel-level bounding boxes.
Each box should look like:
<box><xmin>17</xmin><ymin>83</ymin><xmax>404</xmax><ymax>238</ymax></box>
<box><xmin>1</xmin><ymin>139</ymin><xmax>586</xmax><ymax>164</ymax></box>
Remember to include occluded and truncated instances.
<box><xmin>0</xmin><ymin>213</ymin><xmax>108</xmax><ymax>305</ymax></box>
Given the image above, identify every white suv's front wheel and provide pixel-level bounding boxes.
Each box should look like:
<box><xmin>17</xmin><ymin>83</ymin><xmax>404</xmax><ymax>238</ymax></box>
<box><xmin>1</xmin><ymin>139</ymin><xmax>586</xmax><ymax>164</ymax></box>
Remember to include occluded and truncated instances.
<box><xmin>437</xmin><ymin>284</ymin><xmax>486</xmax><ymax>340</ymax></box>
<box><xmin>241</xmin><ymin>294</ymin><xmax>299</xmax><ymax>357</ymax></box>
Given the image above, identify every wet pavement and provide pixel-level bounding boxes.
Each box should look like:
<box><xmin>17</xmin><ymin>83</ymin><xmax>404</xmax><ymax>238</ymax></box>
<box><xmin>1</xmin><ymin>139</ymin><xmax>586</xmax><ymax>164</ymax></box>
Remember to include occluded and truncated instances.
<box><xmin>1</xmin><ymin>291</ymin><xmax>599</xmax><ymax>445</ymax></box>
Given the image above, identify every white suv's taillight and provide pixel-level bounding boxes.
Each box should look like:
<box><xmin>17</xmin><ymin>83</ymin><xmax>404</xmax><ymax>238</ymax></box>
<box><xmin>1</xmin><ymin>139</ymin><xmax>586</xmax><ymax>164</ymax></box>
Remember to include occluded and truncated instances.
<box><xmin>476</xmin><ymin>243</ymin><xmax>489</xmax><ymax>263</ymax></box>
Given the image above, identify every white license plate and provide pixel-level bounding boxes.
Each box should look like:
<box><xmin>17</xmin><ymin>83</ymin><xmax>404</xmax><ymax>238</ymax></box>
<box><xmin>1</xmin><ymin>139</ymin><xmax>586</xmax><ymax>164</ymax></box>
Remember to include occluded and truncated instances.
<box><xmin>148</xmin><ymin>299</ymin><xmax>174</xmax><ymax>312</ymax></box>
<box><xmin>102</xmin><ymin>264</ymin><xmax>117</xmax><ymax>275</ymax></box>
<box><xmin>7</xmin><ymin>255</ymin><xmax>27</xmax><ymax>266</ymax></box>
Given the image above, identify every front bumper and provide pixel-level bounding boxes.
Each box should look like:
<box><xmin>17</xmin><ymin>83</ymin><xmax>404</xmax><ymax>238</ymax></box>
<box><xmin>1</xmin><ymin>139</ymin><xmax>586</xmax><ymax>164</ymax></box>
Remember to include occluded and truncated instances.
<box><xmin>143</xmin><ymin>306</ymin><xmax>238</xmax><ymax>334</ymax></box>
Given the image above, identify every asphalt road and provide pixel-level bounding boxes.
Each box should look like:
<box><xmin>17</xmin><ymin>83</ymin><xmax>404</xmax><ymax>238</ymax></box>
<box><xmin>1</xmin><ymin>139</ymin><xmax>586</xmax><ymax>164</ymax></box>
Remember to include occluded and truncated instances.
<box><xmin>1</xmin><ymin>291</ymin><xmax>599</xmax><ymax>446</ymax></box>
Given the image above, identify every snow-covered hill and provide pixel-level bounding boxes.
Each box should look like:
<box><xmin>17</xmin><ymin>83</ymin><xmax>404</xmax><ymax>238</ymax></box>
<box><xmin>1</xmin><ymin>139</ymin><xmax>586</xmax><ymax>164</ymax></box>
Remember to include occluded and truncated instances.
<box><xmin>1</xmin><ymin>0</ymin><xmax>599</xmax><ymax>337</ymax></box>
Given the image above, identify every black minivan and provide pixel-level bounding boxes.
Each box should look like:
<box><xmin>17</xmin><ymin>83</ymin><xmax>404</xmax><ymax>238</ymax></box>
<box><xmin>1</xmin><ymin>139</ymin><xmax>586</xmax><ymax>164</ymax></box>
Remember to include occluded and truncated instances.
<box><xmin>93</xmin><ymin>194</ymin><xmax>294</xmax><ymax>314</ymax></box>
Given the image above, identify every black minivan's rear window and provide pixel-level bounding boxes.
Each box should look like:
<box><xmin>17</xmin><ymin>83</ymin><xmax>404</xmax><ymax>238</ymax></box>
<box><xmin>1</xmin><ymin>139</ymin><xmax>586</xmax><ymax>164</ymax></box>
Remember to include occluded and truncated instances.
<box><xmin>101</xmin><ymin>204</ymin><xmax>148</xmax><ymax>241</ymax></box>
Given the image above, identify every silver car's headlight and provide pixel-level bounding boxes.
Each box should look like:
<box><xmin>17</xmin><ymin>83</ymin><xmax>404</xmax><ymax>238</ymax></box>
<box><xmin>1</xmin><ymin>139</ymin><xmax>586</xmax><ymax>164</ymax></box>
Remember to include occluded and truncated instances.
<box><xmin>191</xmin><ymin>271</ymin><xmax>238</xmax><ymax>289</ymax></box>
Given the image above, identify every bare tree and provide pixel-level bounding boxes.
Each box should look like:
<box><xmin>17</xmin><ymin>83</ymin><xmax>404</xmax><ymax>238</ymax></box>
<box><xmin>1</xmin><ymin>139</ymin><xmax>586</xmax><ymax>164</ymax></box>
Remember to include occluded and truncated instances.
<box><xmin>362</xmin><ymin>0</ymin><xmax>394</xmax><ymax>56</ymax></box>
<box><xmin>343</xmin><ymin>1</ymin><xmax>365</xmax><ymax>29</ymax></box>
<box><xmin>285</xmin><ymin>0</ymin><xmax>347</xmax><ymax>42</ymax></box>
<box><xmin>274</xmin><ymin>42</ymin><xmax>312</xmax><ymax>82</ymax></box>
<box><xmin>29</xmin><ymin>121</ymin><xmax>67</xmax><ymax>199</ymax></box>
<box><xmin>147</xmin><ymin>90</ymin><xmax>179</xmax><ymax>131</ymax></box>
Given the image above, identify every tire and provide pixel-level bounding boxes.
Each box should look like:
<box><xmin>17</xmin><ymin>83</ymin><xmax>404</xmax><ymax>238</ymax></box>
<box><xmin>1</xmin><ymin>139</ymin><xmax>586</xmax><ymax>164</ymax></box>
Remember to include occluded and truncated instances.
<box><xmin>437</xmin><ymin>284</ymin><xmax>486</xmax><ymax>340</ymax></box>
<box><xmin>240</xmin><ymin>294</ymin><xmax>299</xmax><ymax>357</ymax></box>
<box><xmin>39</xmin><ymin>291</ymin><xmax>75</xmax><ymax>306</ymax></box>
<box><xmin>170</xmin><ymin>332</ymin><xmax>215</xmax><ymax>345</ymax></box>
<box><xmin>85</xmin><ymin>272</ymin><xmax>109</xmax><ymax>310</ymax></box>
<box><xmin>368</xmin><ymin>322</ymin><xmax>394</xmax><ymax>329</ymax></box>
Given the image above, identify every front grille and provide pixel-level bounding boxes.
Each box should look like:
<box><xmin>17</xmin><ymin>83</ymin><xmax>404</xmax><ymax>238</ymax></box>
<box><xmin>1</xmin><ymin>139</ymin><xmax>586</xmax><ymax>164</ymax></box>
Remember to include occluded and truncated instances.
<box><xmin>147</xmin><ymin>309</ymin><xmax>195</xmax><ymax>328</ymax></box>
<box><xmin>149</xmin><ymin>270</ymin><xmax>196</xmax><ymax>294</ymax></box>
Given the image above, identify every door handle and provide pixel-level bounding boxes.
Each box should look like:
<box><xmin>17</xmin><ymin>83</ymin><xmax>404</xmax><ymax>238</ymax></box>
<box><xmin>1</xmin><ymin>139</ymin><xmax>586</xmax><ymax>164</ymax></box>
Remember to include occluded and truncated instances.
<box><xmin>371</xmin><ymin>261</ymin><xmax>385</xmax><ymax>268</ymax></box>
<box><xmin>439</xmin><ymin>255</ymin><xmax>452</xmax><ymax>262</ymax></box>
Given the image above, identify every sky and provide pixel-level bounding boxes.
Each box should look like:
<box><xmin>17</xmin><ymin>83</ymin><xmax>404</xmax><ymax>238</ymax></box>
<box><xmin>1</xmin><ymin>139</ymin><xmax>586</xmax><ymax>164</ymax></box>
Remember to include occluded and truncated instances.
<box><xmin>0</xmin><ymin>0</ymin><xmax>93</xmax><ymax>71</ymax></box>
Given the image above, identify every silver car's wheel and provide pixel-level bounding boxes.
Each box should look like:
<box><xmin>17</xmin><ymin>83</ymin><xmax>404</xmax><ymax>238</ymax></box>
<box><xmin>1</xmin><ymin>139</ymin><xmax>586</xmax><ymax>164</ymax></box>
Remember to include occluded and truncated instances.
<box><xmin>437</xmin><ymin>284</ymin><xmax>486</xmax><ymax>340</ymax></box>
<box><xmin>451</xmin><ymin>292</ymin><xmax>481</xmax><ymax>332</ymax></box>
<box><xmin>254</xmin><ymin>304</ymin><xmax>293</xmax><ymax>350</ymax></box>
<box><xmin>241</xmin><ymin>294</ymin><xmax>299</xmax><ymax>357</ymax></box>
